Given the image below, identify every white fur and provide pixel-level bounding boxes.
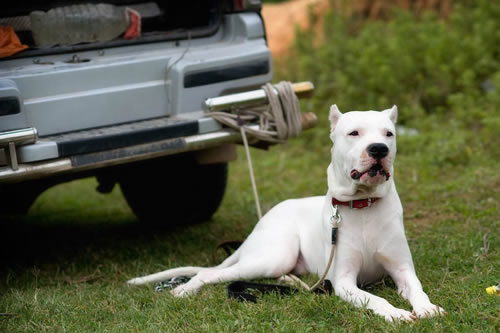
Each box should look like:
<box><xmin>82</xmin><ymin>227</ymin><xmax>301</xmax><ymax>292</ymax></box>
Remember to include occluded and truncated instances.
<box><xmin>128</xmin><ymin>105</ymin><xmax>445</xmax><ymax>322</ymax></box>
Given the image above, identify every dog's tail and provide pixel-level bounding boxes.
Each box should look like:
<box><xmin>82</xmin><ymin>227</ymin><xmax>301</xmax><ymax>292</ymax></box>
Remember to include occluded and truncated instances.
<box><xmin>127</xmin><ymin>266</ymin><xmax>205</xmax><ymax>285</ymax></box>
<box><xmin>127</xmin><ymin>246</ymin><xmax>242</xmax><ymax>285</ymax></box>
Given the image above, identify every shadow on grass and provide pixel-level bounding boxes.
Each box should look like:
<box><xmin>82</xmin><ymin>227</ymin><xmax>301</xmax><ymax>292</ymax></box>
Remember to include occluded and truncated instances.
<box><xmin>0</xmin><ymin>213</ymin><xmax>210</xmax><ymax>274</ymax></box>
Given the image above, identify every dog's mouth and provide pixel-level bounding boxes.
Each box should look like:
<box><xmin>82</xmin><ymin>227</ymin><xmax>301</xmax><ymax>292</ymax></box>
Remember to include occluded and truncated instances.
<box><xmin>350</xmin><ymin>164</ymin><xmax>390</xmax><ymax>181</ymax></box>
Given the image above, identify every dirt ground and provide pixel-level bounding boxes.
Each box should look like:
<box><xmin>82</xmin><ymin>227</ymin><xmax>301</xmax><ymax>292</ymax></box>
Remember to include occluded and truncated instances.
<box><xmin>261</xmin><ymin>0</ymin><xmax>453</xmax><ymax>57</ymax></box>
<box><xmin>262</xmin><ymin>0</ymin><xmax>328</xmax><ymax>57</ymax></box>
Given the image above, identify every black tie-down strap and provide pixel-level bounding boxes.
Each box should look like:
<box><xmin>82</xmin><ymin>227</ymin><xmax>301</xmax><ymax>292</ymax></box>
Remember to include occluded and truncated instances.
<box><xmin>212</xmin><ymin>240</ymin><xmax>243</xmax><ymax>264</ymax></box>
<box><xmin>227</xmin><ymin>279</ymin><xmax>333</xmax><ymax>303</ymax></box>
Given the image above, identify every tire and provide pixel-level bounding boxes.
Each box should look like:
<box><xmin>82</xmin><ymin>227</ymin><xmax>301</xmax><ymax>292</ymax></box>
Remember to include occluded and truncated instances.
<box><xmin>0</xmin><ymin>182</ymin><xmax>47</xmax><ymax>217</ymax></box>
<box><xmin>118</xmin><ymin>154</ymin><xmax>228</xmax><ymax>226</ymax></box>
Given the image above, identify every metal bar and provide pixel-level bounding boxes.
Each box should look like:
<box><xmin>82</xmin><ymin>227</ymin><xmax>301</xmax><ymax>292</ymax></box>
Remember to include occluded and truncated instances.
<box><xmin>0</xmin><ymin>129</ymin><xmax>242</xmax><ymax>184</ymax></box>
<box><xmin>7</xmin><ymin>142</ymin><xmax>18</xmax><ymax>171</ymax></box>
<box><xmin>0</xmin><ymin>159</ymin><xmax>72</xmax><ymax>183</ymax></box>
<box><xmin>203</xmin><ymin>81</ymin><xmax>314</xmax><ymax>112</ymax></box>
<box><xmin>0</xmin><ymin>127</ymin><xmax>38</xmax><ymax>146</ymax></box>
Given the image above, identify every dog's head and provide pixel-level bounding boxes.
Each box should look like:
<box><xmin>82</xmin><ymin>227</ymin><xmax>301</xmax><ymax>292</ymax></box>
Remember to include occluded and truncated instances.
<box><xmin>329</xmin><ymin>105</ymin><xmax>398</xmax><ymax>189</ymax></box>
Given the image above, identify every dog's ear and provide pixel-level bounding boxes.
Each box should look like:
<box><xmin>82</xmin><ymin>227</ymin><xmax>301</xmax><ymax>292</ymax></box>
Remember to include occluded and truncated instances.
<box><xmin>383</xmin><ymin>105</ymin><xmax>398</xmax><ymax>124</ymax></box>
<box><xmin>329</xmin><ymin>104</ymin><xmax>342</xmax><ymax>132</ymax></box>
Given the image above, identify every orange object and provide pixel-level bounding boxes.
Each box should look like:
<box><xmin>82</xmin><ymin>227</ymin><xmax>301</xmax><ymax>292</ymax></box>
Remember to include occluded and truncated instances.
<box><xmin>124</xmin><ymin>8</ymin><xmax>141</xmax><ymax>40</ymax></box>
<box><xmin>0</xmin><ymin>26</ymin><xmax>28</xmax><ymax>58</ymax></box>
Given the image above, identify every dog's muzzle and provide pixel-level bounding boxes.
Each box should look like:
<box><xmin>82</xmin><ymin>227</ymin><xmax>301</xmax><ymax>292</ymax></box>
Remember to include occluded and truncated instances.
<box><xmin>350</xmin><ymin>164</ymin><xmax>390</xmax><ymax>181</ymax></box>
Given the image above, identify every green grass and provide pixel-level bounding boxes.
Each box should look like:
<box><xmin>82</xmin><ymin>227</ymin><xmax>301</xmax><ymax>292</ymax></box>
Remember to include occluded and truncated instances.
<box><xmin>2</xmin><ymin>1</ymin><xmax>500</xmax><ymax>330</ymax></box>
<box><xmin>0</xmin><ymin>111</ymin><xmax>498</xmax><ymax>331</ymax></box>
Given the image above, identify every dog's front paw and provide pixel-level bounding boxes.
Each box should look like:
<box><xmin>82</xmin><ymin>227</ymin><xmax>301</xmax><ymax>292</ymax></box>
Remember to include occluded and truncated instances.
<box><xmin>376</xmin><ymin>306</ymin><xmax>416</xmax><ymax>322</ymax></box>
<box><xmin>412</xmin><ymin>303</ymin><xmax>446</xmax><ymax>318</ymax></box>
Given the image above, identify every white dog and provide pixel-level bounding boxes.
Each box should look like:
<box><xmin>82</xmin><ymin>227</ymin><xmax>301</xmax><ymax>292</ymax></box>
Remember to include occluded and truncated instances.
<box><xmin>128</xmin><ymin>105</ymin><xmax>445</xmax><ymax>321</ymax></box>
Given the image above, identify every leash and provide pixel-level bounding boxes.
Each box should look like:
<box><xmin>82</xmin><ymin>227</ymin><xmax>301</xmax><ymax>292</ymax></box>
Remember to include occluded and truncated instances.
<box><xmin>240</xmin><ymin>125</ymin><xmax>263</xmax><ymax>219</ymax></box>
<box><xmin>309</xmin><ymin>203</ymin><xmax>341</xmax><ymax>291</ymax></box>
<box><xmin>227</xmin><ymin>279</ymin><xmax>333</xmax><ymax>303</ymax></box>
<box><xmin>155</xmin><ymin>275</ymin><xmax>333</xmax><ymax>301</ymax></box>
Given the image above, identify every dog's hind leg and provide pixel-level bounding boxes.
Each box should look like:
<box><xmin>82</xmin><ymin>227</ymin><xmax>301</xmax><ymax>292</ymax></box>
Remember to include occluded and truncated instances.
<box><xmin>171</xmin><ymin>265</ymin><xmax>241</xmax><ymax>297</ymax></box>
<box><xmin>172</xmin><ymin>241</ymin><xmax>300</xmax><ymax>297</ymax></box>
<box><xmin>171</xmin><ymin>263</ymin><xmax>287</xmax><ymax>297</ymax></box>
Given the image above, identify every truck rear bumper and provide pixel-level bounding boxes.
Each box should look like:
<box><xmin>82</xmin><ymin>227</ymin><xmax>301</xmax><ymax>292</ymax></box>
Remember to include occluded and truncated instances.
<box><xmin>0</xmin><ymin>82</ymin><xmax>316</xmax><ymax>184</ymax></box>
<box><xmin>0</xmin><ymin>126</ymin><xmax>240</xmax><ymax>183</ymax></box>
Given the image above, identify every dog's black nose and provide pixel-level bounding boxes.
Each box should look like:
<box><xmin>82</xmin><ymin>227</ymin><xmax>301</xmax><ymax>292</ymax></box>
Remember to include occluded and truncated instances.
<box><xmin>367</xmin><ymin>143</ymin><xmax>389</xmax><ymax>159</ymax></box>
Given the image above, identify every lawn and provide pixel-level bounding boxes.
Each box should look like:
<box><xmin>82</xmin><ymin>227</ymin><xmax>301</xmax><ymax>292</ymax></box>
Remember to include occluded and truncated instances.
<box><xmin>2</xmin><ymin>1</ymin><xmax>500</xmax><ymax>331</ymax></box>
<box><xmin>0</xmin><ymin>108</ymin><xmax>498</xmax><ymax>331</ymax></box>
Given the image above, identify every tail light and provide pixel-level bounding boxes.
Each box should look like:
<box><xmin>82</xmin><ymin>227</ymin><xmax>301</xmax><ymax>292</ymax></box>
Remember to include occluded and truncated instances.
<box><xmin>232</xmin><ymin>0</ymin><xmax>262</xmax><ymax>12</ymax></box>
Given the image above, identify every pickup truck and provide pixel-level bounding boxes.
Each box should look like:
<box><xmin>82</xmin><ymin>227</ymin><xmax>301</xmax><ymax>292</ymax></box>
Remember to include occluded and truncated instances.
<box><xmin>0</xmin><ymin>0</ymin><xmax>314</xmax><ymax>225</ymax></box>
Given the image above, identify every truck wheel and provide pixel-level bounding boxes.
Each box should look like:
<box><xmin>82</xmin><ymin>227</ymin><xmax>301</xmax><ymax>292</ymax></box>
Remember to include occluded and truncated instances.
<box><xmin>118</xmin><ymin>155</ymin><xmax>228</xmax><ymax>226</ymax></box>
<box><xmin>0</xmin><ymin>182</ymin><xmax>47</xmax><ymax>216</ymax></box>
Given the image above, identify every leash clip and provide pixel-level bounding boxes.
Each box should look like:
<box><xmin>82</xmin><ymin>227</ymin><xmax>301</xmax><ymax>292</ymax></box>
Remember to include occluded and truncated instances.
<box><xmin>330</xmin><ymin>204</ymin><xmax>342</xmax><ymax>225</ymax></box>
<box><xmin>154</xmin><ymin>276</ymin><xmax>191</xmax><ymax>292</ymax></box>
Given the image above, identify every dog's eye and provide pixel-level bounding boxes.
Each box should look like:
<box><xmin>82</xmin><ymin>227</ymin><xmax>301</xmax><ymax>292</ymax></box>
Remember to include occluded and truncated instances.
<box><xmin>348</xmin><ymin>131</ymin><xmax>359</xmax><ymax>136</ymax></box>
<box><xmin>386</xmin><ymin>131</ymin><xmax>394</xmax><ymax>137</ymax></box>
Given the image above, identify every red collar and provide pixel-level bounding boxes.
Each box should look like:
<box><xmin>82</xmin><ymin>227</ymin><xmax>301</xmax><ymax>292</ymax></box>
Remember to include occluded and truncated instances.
<box><xmin>332</xmin><ymin>197</ymin><xmax>379</xmax><ymax>209</ymax></box>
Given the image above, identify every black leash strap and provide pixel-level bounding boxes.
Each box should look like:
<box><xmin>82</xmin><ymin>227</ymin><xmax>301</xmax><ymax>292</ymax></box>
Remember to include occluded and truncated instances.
<box><xmin>227</xmin><ymin>279</ymin><xmax>333</xmax><ymax>303</ymax></box>
<box><xmin>212</xmin><ymin>240</ymin><xmax>243</xmax><ymax>264</ymax></box>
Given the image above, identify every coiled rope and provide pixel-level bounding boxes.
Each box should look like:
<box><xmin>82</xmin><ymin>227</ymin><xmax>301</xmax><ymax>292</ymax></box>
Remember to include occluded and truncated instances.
<box><xmin>208</xmin><ymin>81</ymin><xmax>303</xmax><ymax>144</ymax></box>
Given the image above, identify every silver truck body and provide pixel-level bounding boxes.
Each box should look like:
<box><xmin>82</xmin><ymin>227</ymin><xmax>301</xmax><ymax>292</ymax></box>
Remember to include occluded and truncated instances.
<box><xmin>0</xmin><ymin>12</ymin><xmax>271</xmax><ymax>172</ymax></box>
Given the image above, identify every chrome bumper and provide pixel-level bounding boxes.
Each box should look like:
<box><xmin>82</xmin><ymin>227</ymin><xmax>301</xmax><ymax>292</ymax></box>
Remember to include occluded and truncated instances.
<box><xmin>0</xmin><ymin>128</ymin><xmax>240</xmax><ymax>183</ymax></box>
<box><xmin>0</xmin><ymin>127</ymin><xmax>38</xmax><ymax>171</ymax></box>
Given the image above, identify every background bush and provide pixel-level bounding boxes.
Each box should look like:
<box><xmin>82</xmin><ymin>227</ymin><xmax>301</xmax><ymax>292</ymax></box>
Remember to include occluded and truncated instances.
<box><xmin>281</xmin><ymin>0</ymin><xmax>500</xmax><ymax>138</ymax></box>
